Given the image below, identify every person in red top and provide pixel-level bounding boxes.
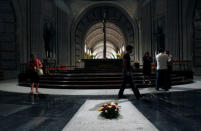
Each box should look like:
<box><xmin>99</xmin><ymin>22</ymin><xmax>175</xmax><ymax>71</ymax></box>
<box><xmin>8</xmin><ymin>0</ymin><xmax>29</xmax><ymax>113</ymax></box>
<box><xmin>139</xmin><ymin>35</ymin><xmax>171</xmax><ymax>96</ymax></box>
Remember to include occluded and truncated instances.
<box><xmin>29</xmin><ymin>53</ymin><xmax>43</xmax><ymax>94</ymax></box>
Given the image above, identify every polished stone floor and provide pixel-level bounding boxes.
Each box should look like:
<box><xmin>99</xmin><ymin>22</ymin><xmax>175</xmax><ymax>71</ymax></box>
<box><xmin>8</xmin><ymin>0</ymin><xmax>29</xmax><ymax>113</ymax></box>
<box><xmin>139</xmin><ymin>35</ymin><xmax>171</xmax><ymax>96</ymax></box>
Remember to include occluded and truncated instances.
<box><xmin>0</xmin><ymin>78</ymin><xmax>201</xmax><ymax>131</ymax></box>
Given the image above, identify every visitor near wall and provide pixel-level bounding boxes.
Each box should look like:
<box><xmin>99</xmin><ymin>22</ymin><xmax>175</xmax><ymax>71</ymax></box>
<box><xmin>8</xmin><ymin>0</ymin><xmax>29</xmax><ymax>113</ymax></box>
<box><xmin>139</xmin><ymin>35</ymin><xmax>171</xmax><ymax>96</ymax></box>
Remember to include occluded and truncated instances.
<box><xmin>155</xmin><ymin>49</ymin><xmax>169</xmax><ymax>91</ymax></box>
<box><xmin>143</xmin><ymin>52</ymin><xmax>153</xmax><ymax>85</ymax></box>
<box><xmin>29</xmin><ymin>53</ymin><xmax>43</xmax><ymax>94</ymax></box>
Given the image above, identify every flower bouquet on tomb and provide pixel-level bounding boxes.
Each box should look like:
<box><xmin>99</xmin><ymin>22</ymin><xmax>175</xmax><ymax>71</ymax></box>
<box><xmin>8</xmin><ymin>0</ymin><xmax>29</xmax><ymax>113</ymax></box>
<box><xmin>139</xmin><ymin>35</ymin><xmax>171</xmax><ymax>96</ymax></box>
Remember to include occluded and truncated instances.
<box><xmin>98</xmin><ymin>101</ymin><xmax>120</xmax><ymax>119</ymax></box>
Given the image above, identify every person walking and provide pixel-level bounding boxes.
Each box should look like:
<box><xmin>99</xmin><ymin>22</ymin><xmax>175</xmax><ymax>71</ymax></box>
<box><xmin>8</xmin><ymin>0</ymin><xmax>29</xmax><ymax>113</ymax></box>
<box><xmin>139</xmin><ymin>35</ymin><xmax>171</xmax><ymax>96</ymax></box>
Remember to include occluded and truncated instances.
<box><xmin>118</xmin><ymin>45</ymin><xmax>142</xmax><ymax>99</ymax></box>
<box><xmin>143</xmin><ymin>52</ymin><xmax>153</xmax><ymax>84</ymax></box>
<box><xmin>155</xmin><ymin>49</ymin><xmax>169</xmax><ymax>91</ymax></box>
<box><xmin>29</xmin><ymin>53</ymin><xmax>43</xmax><ymax>94</ymax></box>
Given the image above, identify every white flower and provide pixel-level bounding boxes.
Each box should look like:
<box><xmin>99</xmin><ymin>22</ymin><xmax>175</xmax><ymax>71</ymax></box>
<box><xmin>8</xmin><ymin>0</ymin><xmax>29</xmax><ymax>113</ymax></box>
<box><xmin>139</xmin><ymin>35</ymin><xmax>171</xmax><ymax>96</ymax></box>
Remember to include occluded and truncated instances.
<box><xmin>110</xmin><ymin>102</ymin><xmax>115</xmax><ymax>105</ymax></box>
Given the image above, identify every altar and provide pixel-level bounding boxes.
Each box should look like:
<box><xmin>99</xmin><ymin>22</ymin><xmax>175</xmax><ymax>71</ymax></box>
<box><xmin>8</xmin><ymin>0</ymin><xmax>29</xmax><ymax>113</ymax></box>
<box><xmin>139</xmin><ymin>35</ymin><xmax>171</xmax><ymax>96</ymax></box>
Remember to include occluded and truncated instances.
<box><xmin>81</xmin><ymin>59</ymin><xmax>123</xmax><ymax>68</ymax></box>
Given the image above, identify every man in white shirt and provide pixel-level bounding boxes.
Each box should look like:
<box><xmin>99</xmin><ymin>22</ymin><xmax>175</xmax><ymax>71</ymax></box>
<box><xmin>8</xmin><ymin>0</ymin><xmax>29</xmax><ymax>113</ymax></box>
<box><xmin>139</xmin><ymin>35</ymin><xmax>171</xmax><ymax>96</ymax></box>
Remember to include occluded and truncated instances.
<box><xmin>155</xmin><ymin>48</ymin><xmax>169</xmax><ymax>91</ymax></box>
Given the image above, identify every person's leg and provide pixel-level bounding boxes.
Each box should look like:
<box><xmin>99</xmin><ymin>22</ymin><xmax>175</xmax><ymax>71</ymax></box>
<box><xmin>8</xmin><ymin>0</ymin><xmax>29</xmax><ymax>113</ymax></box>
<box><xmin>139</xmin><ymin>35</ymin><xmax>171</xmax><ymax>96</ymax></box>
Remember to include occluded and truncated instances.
<box><xmin>143</xmin><ymin>75</ymin><xmax>145</xmax><ymax>84</ymax></box>
<box><xmin>155</xmin><ymin>70</ymin><xmax>159</xmax><ymax>90</ymax></box>
<box><xmin>118</xmin><ymin>70</ymin><xmax>127</xmax><ymax>98</ymax></box>
<box><xmin>30</xmin><ymin>83</ymin><xmax>34</xmax><ymax>94</ymax></box>
<box><xmin>160</xmin><ymin>70</ymin><xmax>164</xmax><ymax>88</ymax></box>
<box><xmin>36</xmin><ymin>83</ymin><xmax>39</xmax><ymax>93</ymax></box>
<box><xmin>168</xmin><ymin>67</ymin><xmax>172</xmax><ymax>89</ymax></box>
<box><xmin>164</xmin><ymin>70</ymin><xmax>169</xmax><ymax>90</ymax></box>
<box><xmin>118</xmin><ymin>77</ymin><xmax>127</xmax><ymax>97</ymax></box>
<box><xmin>148</xmin><ymin>74</ymin><xmax>152</xmax><ymax>84</ymax></box>
<box><xmin>148</xmin><ymin>68</ymin><xmax>152</xmax><ymax>84</ymax></box>
<box><xmin>143</xmin><ymin>68</ymin><xmax>146</xmax><ymax>84</ymax></box>
<box><xmin>130</xmin><ymin>71</ymin><xmax>141</xmax><ymax>99</ymax></box>
<box><xmin>29</xmin><ymin>71</ymin><xmax>34</xmax><ymax>94</ymax></box>
<box><xmin>35</xmin><ymin>73</ymin><xmax>40</xmax><ymax>93</ymax></box>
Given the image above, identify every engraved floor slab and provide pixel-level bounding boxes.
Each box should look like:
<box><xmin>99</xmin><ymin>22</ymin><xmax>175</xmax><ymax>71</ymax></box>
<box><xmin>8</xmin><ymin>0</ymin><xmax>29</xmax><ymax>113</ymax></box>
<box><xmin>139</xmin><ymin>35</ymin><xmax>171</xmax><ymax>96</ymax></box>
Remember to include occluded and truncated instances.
<box><xmin>62</xmin><ymin>100</ymin><xmax>159</xmax><ymax>131</ymax></box>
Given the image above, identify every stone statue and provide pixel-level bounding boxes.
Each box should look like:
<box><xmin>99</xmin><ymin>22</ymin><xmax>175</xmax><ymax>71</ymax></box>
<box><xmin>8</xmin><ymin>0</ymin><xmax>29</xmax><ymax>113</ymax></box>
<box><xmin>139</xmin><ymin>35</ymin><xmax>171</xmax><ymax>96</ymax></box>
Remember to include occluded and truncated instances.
<box><xmin>43</xmin><ymin>22</ymin><xmax>55</xmax><ymax>58</ymax></box>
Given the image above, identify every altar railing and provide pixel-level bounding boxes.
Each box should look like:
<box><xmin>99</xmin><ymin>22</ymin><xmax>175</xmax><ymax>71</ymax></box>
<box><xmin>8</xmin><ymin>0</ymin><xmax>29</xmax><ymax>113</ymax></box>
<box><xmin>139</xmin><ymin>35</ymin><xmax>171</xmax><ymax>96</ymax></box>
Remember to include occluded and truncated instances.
<box><xmin>172</xmin><ymin>60</ymin><xmax>192</xmax><ymax>71</ymax></box>
<box><xmin>19</xmin><ymin>63</ymin><xmax>77</xmax><ymax>74</ymax></box>
<box><xmin>138</xmin><ymin>60</ymin><xmax>193</xmax><ymax>72</ymax></box>
<box><xmin>19</xmin><ymin>59</ymin><xmax>193</xmax><ymax>73</ymax></box>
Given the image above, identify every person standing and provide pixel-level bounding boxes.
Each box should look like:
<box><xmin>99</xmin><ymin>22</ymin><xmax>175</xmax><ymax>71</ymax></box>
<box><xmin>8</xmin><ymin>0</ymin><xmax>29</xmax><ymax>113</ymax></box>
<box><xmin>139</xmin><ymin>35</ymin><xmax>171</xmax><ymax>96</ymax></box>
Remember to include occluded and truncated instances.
<box><xmin>155</xmin><ymin>49</ymin><xmax>169</xmax><ymax>91</ymax></box>
<box><xmin>29</xmin><ymin>53</ymin><xmax>43</xmax><ymax>94</ymax></box>
<box><xmin>118</xmin><ymin>45</ymin><xmax>142</xmax><ymax>99</ymax></box>
<box><xmin>165</xmin><ymin>51</ymin><xmax>173</xmax><ymax>89</ymax></box>
<box><xmin>143</xmin><ymin>52</ymin><xmax>153</xmax><ymax>84</ymax></box>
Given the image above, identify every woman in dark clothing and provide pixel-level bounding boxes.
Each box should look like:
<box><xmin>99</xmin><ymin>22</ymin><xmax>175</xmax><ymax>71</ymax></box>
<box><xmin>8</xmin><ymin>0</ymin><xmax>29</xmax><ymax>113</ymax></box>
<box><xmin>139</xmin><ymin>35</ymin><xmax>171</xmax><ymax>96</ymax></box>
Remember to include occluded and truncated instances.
<box><xmin>143</xmin><ymin>52</ymin><xmax>153</xmax><ymax>84</ymax></box>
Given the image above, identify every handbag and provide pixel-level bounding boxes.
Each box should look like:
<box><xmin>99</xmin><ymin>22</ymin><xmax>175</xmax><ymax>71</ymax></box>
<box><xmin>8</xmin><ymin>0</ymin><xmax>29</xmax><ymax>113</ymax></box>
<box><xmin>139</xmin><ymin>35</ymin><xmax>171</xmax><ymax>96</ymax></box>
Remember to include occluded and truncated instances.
<box><xmin>37</xmin><ymin>68</ymin><xmax>43</xmax><ymax>76</ymax></box>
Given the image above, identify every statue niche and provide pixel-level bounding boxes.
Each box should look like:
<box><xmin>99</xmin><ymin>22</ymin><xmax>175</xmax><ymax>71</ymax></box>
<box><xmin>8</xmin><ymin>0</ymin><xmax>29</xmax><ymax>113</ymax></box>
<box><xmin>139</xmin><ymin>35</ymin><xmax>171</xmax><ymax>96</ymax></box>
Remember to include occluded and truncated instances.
<box><xmin>43</xmin><ymin>22</ymin><xmax>56</xmax><ymax>58</ymax></box>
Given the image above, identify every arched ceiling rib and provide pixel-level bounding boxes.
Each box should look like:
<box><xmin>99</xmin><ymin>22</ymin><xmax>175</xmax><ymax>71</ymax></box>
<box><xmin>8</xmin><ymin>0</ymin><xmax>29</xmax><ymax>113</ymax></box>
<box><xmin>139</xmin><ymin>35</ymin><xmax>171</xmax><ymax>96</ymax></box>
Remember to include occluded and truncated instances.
<box><xmin>86</xmin><ymin>33</ymin><xmax>124</xmax><ymax>49</ymax></box>
<box><xmin>93</xmin><ymin>42</ymin><xmax>116</xmax><ymax>51</ymax></box>
<box><xmin>95</xmin><ymin>51</ymin><xmax>116</xmax><ymax>59</ymax></box>
<box><xmin>93</xmin><ymin>45</ymin><xmax>117</xmax><ymax>55</ymax></box>
<box><xmin>93</xmin><ymin>42</ymin><xmax>117</xmax><ymax>59</ymax></box>
<box><xmin>85</xmin><ymin>28</ymin><xmax>124</xmax><ymax>44</ymax></box>
<box><xmin>85</xmin><ymin>28</ymin><xmax>124</xmax><ymax>48</ymax></box>
<box><xmin>84</xmin><ymin>22</ymin><xmax>126</xmax><ymax>59</ymax></box>
<box><xmin>85</xmin><ymin>22</ymin><xmax>125</xmax><ymax>40</ymax></box>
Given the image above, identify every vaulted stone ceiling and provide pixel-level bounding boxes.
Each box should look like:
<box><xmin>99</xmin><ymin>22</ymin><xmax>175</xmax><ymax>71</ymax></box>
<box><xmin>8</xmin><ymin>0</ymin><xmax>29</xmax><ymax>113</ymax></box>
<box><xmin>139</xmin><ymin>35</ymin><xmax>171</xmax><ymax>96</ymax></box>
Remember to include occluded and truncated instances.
<box><xmin>69</xmin><ymin>0</ymin><xmax>139</xmax><ymax>19</ymax></box>
<box><xmin>84</xmin><ymin>22</ymin><xmax>125</xmax><ymax>58</ymax></box>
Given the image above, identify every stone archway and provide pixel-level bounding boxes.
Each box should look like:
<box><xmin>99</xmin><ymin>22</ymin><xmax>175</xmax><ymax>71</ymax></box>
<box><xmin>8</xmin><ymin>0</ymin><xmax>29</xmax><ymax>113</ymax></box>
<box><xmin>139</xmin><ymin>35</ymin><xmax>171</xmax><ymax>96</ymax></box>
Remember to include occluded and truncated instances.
<box><xmin>71</xmin><ymin>3</ymin><xmax>138</xmax><ymax>67</ymax></box>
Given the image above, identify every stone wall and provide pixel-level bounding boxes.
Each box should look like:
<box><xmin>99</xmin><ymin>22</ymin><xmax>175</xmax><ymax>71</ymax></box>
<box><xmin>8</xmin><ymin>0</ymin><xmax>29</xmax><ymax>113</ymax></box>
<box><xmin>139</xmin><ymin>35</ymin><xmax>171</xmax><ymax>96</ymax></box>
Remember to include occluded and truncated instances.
<box><xmin>136</xmin><ymin>0</ymin><xmax>200</xmax><ymax>74</ymax></box>
<box><xmin>193</xmin><ymin>0</ymin><xmax>201</xmax><ymax>74</ymax></box>
<box><xmin>0</xmin><ymin>0</ymin><xmax>200</xmax><ymax>79</ymax></box>
<box><xmin>0</xmin><ymin>0</ymin><xmax>17</xmax><ymax>79</ymax></box>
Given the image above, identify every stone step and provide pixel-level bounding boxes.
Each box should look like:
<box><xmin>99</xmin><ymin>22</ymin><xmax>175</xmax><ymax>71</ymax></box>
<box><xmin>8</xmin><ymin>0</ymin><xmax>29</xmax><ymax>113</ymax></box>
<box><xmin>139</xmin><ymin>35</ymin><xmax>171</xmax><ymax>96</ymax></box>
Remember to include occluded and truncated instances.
<box><xmin>46</xmin><ymin>71</ymin><xmax>179</xmax><ymax>77</ymax></box>
<box><xmin>19</xmin><ymin>79</ymin><xmax>193</xmax><ymax>89</ymax></box>
<box><xmin>40</xmin><ymin>76</ymin><xmax>184</xmax><ymax>81</ymax></box>
<box><xmin>40</xmin><ymin>74</ymin><xmax>180</xmax><ymax>80</ymax></box>
<box><xmin>20</xmin><ymin>76</ymin><xmax>187</xmax><ymax>87</ymax></box>
<box><xmin>38</xmin><ymin>80</ymin><xmax>153</xmax><ymax>84</ymax></box>
<box><xmin>42</xmin><ymin>73</ymin><xmax>178</xmax><ymax>78</ymax></box>
<box><xmin>19</xmin><ymin>83</ymin><xmax>152</xmax><ymax>89</ymax></box>
<box><xmin>18</xmin><ymin>67</ymin><xmax>193</xmax><ymax>89</ymax></box>
<box><xmin>49</xmin><ymin>72</ymin><xmax>144</xmax><ymax>76</ymax></box>
<box><xmin>59</xmin><ymin>69</ymin><xmax>142</xmax><ymax>73</ymax></box>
